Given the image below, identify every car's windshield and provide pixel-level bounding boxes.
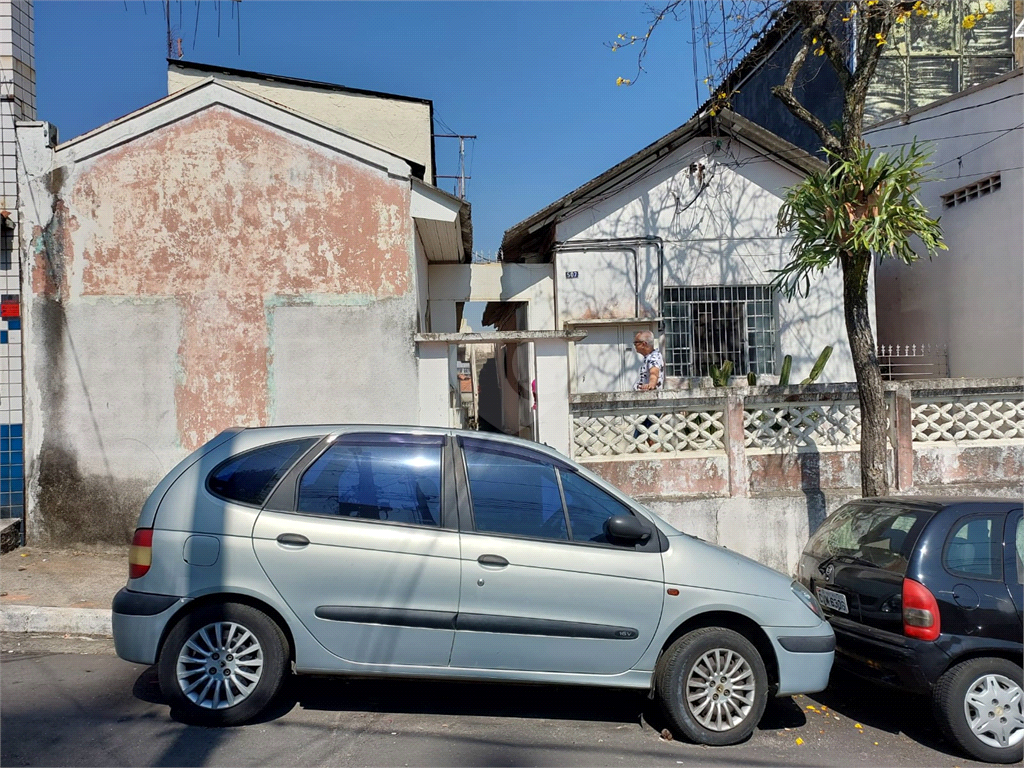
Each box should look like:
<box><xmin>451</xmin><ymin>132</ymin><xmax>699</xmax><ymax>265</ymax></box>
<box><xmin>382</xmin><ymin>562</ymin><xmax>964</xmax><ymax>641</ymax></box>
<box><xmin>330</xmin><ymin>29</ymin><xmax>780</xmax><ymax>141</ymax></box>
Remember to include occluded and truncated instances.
<box><xmin>806</xmin><ymin>503</ymin><xmax>933</xmax><ymax>574</ymax></box>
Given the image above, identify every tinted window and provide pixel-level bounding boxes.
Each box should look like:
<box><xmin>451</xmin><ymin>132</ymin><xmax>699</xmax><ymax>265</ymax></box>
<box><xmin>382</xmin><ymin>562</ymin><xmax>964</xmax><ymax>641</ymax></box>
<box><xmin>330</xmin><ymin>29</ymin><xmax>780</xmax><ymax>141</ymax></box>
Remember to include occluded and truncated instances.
<box><xmin>463</xmin><ymin>443</ymin><xmax>567</xmax><ymax>541</ymax></box>
<box><xmin>944</xmin><ymin>515</ymin><xmax>1002</xmax><ymax>580</ymax></box>
<box><xmin>1013</xmin><ymin>515</ymin><xmax>1023</xmax><ymax>586</ymax></box>
<box><xmin>207</xmin><ymin>438</ymin><xmax>318</xmax><ymax>506</ymax></box>
<box><xmin>560</xmin><ymin>471</ymin><xmax>634</xmax><ymax>544</ymax></box>
<box><xmin>297</xmin><ymin>437</ymin><xmax>442</xmax><ymax>526</ymax></box>
<box><xmin>805</xmin><ymin>503</ymin><xmax>931</xmax><ymax>574</ymax></box>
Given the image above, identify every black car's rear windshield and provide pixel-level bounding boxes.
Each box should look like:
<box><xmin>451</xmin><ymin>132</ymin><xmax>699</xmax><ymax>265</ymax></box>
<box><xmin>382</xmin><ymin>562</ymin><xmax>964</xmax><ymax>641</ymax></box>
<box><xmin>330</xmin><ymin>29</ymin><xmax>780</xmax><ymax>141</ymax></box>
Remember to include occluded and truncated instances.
<box><xmin>806</xmin><ymin>503</ymin><xmax>934</xmax><ymax>574</ymax></box>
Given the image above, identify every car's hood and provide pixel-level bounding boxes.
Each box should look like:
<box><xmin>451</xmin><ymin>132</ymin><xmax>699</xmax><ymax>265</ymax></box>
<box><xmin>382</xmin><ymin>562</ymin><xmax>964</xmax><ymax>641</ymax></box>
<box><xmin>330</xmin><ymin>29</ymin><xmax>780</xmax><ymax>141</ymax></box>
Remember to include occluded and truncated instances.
<box><xmin>662</xmin><ymin>532</ymin><xmax>795</xmax><ymax>602</ymax></box>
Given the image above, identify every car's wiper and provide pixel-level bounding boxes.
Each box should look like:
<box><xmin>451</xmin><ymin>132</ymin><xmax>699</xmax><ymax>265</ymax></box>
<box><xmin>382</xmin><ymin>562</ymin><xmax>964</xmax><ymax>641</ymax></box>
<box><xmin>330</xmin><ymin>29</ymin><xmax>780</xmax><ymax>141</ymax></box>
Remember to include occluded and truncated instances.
<box><xmin>817</xmin><ymin>553</ymin><xmax>875</xmax><ymax>575</ymax></box>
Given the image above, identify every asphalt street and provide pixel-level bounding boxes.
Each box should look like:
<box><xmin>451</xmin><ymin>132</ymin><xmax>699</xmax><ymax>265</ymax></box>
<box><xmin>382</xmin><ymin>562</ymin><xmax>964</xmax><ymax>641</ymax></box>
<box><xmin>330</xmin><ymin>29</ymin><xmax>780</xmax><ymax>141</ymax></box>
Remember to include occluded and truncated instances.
<box><xmin>0</xmin><ymin>634</ymin><xmax>989</xmax><ymax>768</ymax></box>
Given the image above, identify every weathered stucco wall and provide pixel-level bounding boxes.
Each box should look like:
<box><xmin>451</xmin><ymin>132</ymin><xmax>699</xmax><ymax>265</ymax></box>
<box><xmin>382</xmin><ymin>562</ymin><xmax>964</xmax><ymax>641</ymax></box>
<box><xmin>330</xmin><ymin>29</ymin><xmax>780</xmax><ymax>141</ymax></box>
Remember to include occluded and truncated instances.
<box><xmin>21</xmin><ymin>100</ymin><xmax>420</xmax><ymax>544</ymax></box>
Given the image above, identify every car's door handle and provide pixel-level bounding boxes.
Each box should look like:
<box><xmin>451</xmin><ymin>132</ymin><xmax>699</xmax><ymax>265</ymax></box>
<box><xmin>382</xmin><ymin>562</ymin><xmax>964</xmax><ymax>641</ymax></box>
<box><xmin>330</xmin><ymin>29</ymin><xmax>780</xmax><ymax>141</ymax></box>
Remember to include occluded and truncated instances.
<box><xmin>276</xmin><ymin>533</ymin><xmax>310</xmax><ymax>548</ymax></box>
<box><xmin>477</xmin><ymin>554</ymin><xmax>509</xmax><ymax>567</ymax></box>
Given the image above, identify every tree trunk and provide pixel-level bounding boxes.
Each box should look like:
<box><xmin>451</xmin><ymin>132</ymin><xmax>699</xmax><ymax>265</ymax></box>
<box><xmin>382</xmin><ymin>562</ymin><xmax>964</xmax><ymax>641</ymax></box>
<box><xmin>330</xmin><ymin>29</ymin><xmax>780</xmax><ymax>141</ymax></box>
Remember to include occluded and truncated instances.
<box><xmin>841</xmin><ymin>250</ymin><xmax>889</xmax><ymax>497</ymax></box>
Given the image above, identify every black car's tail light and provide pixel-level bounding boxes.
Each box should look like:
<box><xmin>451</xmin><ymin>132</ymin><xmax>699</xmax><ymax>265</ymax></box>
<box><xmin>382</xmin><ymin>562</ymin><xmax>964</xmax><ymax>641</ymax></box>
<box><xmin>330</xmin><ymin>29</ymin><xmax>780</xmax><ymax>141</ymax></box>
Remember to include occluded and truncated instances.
<box><xmin>129</xmin><ymin>528</ymin><xmax>153</xmax><ymax>579</ymax></box>
<box><xmin>902</xmin><ymin>578</ymin><xmax>940</xmax><ymax>641</ymax></box>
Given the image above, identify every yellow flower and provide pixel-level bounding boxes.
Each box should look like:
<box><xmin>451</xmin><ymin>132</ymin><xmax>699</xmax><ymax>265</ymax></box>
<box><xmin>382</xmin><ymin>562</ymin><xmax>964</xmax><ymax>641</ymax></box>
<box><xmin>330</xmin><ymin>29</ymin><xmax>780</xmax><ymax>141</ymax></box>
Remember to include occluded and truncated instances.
<box><xmin>815</xmin><ymin>45</ymin><xmax>825</xmax><ymax>55</ymax></box>
<box><xmin>867</xmin><ymin>0</ymin><xmax>878</xmax><ymax>5</ymax></box>
<box><xmin>985</xmin><ymin>1</ymin><xmax>995</xmax><ymax>12</ymax></box>
<box><xmin>812</xmin><ymin>36</ymin><xmax>818</xmax><ymax>44</ymax></box>
<box><xmin>616</xmin><ymin>76</ymin><xmax>630</xmax><ymax>86</ymax></box>
<box><xmin>849</xmin><ymin>5</ymin><xmax>857</xmax><ymax>14</ymax></box>
<box><xmin>963</xmin><ymin>16</ymin><xmax>976</xmax><ymax>27</ymax></box>
<box><xmin>874</xmin><ymin>31</ymin><xmax>887</xmax><ymax>45</ymax></box>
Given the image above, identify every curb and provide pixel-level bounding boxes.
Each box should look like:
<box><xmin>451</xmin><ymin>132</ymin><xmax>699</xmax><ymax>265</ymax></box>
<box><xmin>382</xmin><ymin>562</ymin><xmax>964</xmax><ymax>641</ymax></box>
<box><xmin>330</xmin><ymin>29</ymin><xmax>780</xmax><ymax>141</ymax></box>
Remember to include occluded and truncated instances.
<box><xmin>0</xmin><ymin>605</ymin><xmax>113</xmax><ymax>636</ymax></box>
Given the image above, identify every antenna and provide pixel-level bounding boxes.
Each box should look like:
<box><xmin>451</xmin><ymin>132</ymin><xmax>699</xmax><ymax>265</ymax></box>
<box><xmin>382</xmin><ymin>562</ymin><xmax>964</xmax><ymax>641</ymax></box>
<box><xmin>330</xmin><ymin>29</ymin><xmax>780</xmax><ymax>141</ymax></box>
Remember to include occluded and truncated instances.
<box><xmin>434</xmin><ymin>133</ymin><xmax>476</xmax><ymax>199</ymax></box>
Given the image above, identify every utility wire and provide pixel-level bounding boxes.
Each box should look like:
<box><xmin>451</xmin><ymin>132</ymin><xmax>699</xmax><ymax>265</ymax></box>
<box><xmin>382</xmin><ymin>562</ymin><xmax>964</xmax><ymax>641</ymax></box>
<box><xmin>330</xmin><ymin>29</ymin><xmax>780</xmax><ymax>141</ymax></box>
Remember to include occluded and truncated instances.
<box><xmin>864</xmin><ymin>92</ymin><xmax>1022</xmax><ymax>133</ymax></box>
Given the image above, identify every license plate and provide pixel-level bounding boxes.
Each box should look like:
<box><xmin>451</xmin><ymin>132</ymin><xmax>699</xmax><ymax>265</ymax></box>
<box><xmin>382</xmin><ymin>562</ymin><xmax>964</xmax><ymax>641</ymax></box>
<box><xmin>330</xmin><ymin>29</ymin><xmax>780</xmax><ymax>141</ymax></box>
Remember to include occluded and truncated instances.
<box><xmin>816</xmin><ymin>586</ymin><xmax>850</xmax><ymax>614</ymax></box>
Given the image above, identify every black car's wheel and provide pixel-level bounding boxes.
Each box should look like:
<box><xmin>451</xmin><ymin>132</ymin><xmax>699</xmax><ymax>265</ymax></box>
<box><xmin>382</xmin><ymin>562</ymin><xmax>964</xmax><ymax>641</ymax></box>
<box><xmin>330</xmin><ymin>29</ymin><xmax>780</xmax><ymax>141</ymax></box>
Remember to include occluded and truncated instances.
<box><xmin>158</xmin><ymin>602</ymin><xmax>289</xmax><ymax>726</ymax></box>
<box><xmin>933</xmin><ymin>657</ymin><xmax>1024</xmax><ymax>764</ymax></box>
<box><xmin>655</xmin><ymin>627</ymin><xmax>768</xmax><ymax>746</ymax></box>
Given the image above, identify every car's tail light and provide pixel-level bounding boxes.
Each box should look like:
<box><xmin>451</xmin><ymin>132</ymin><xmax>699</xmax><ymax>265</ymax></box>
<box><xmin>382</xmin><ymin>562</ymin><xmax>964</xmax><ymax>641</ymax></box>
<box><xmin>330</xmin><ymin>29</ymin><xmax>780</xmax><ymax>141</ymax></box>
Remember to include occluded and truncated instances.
<box><xmin>128</xmin><ymin>528</ymin><xmax>153</xmax><ymax>579</ymax></box>
<box><xmin>902</xmin><ymin>578</ymin><xmax>940</xmax><ymax>641</ymax></box>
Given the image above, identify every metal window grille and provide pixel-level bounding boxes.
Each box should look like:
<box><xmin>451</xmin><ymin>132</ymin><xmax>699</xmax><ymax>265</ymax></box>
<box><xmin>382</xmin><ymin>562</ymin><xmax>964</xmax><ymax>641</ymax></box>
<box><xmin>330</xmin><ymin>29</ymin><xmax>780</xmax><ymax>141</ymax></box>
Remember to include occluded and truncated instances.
<box><xmin>663</xmin><ymin>285</ymin><xmax>776</xmax><ymax>378</ymax></box>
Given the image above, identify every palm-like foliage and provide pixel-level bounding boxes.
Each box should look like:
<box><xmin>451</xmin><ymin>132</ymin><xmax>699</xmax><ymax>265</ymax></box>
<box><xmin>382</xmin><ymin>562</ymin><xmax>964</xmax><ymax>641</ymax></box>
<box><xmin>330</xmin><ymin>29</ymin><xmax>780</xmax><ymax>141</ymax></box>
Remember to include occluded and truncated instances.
<box><xmin>774</xmin><ymin>142</ymin><xmax>947</xmax><ymax>298</ymax></box>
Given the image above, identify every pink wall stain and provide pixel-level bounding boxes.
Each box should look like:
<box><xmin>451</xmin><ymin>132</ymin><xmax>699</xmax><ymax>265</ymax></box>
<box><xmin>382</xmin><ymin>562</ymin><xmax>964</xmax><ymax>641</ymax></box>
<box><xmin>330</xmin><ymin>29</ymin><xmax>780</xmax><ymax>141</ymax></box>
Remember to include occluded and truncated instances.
<box><xmin>68</xmin><ymin>106</ymin><xmax>413</xmax><ymax>449</ymax></box>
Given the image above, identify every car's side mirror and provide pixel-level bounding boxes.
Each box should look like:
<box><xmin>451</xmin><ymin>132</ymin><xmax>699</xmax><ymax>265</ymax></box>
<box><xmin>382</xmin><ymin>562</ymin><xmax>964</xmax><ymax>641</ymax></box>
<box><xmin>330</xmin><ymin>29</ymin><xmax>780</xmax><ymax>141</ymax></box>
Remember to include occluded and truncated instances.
<box><xmin>604</xmin><ymin>515</ymin><xmax>651</xmax><ymax>544</ymax></box>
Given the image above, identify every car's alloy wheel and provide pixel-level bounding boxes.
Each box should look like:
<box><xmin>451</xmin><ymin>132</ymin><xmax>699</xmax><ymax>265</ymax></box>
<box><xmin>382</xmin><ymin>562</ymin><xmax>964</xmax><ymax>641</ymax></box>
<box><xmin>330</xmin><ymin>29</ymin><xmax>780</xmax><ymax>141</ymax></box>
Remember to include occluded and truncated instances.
<box><xmin>655</xmin><ymin>627</ymin><xmax>768</xmax><ymax>746</ymax></box>
<box><xmin>683</xmin><ymin>647</ymin><xmax>757</xmax><ymax>731</ymax></box>
<box><xmin>176</xmin><ymin>621</ymin><xmax>265</xmax><ymax>710</ymax></box>
<box><xmin>159</xmin><ymin>603</ymin><xmax>289</xmax><ymax>726</ymax></box>
<box><xmin>935</xmin><ymin>657</ymin><xmax>1024</xmax><ymax>764</ymax></box>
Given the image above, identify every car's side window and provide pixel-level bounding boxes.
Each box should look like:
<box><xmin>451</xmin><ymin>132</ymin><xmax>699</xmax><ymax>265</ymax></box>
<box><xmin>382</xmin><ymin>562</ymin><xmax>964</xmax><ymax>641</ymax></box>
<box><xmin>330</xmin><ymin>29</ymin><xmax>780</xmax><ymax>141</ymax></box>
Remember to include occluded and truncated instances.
<box><xmin>1007</xmin><ymin>513</ymin><xmax>1023</xmax><ymax>586</ymax></box>
<box><xmin>559</xmin><ymin>470</ymin><xmax>634</xmax><ymax>544</ymax></box>
<box><xmin>207</xmin><ymin>438</ymin><xmax>319</xmax><ymax>507</ymax></box>
<box><xmin>944</xmin><ymin>514</ymin><xmax>1003</xmax><ymax>580</ymax></box>
<box><xmin>297</xmin><ymin>437</ymin><xmax>442</xmax><ymax>527</ymax></box>
<box><xmin>462</xmin><ymin>443</ymin><xmax>568</xmax><ymax>541</ymax></box>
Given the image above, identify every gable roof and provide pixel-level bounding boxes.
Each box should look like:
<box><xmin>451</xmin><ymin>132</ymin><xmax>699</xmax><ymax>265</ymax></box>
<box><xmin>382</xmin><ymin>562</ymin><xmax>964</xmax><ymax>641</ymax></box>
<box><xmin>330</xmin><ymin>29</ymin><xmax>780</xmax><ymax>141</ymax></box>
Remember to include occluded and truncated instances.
<box><xmin>500</xmin><ymin>108</ymin><xmax>825</xmax><ymax>262</ymax></box>
<box><xmin>55</xmin><ymin>77</ymin><xmax>422</xmax><ymax>180</ymax></box>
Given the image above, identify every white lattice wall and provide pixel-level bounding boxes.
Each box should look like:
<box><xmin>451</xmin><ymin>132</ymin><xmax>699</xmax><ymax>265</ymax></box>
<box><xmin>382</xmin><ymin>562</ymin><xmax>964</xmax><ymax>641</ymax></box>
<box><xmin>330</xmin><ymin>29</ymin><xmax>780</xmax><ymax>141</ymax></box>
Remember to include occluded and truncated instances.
<box><xmin>912</xmin><ymin>396</ymin><xmax>1024</xmax><ymax>443</ymax></box>
<box><xmin>743</xmin><ymin>402</ymin><xmax>862</xmax><ymax>450</ymax></box>
<box><xmin>572</xmin><ymin>409</ymin><xmax>725</xmax><ymax>457</ymax></box>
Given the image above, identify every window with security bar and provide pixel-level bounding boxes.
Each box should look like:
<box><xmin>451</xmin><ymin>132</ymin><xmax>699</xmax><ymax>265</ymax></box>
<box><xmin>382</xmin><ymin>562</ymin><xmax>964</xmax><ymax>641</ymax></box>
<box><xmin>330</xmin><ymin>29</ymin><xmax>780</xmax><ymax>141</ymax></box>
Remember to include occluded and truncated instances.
<box><xmin>663</xmin><ymin>286</ymin><xmax>777</xmax><ymax>378</ymax></box>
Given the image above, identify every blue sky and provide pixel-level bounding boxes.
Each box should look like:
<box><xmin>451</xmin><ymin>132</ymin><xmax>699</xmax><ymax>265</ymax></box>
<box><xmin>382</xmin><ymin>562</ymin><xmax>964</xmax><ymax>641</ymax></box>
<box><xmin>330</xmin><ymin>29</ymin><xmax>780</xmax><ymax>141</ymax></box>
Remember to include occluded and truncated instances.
<box><xmin>36</xmin><ymin>1</ymin><xmax>708</xmax><ymax>259</ymax></box>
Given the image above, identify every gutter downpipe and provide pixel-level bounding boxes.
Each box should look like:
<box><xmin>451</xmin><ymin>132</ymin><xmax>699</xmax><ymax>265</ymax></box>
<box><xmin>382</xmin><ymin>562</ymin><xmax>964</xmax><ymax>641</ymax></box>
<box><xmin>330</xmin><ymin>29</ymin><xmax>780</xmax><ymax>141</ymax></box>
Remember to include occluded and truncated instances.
<box><xmin>551</xmin><ymin>236</ymin><xmax>665</xmax><ymax>328</ymax></box>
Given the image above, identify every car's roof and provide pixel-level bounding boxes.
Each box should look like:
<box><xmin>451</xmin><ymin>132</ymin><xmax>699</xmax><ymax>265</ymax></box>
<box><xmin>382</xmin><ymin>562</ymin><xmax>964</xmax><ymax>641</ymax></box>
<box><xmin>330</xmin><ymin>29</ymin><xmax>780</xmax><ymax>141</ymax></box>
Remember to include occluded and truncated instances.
<box><xmin>229</xmin><ymin>424</ymin><xmax>575</xmax><ymax>464</ymax></box>
<box><xmin>850</xmin><ymin>496</ymin><xmax>1021</xmax><ymax>512</ymax></box>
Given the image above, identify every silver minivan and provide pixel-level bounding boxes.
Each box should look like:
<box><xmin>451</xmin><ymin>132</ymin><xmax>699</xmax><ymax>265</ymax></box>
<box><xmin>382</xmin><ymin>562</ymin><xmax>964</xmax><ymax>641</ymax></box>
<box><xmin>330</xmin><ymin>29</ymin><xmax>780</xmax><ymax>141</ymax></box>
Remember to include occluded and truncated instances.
<box><xmin>113</xmin><ymin>426</ymin><xmax>834</xmax><ymax>745</ymax></box>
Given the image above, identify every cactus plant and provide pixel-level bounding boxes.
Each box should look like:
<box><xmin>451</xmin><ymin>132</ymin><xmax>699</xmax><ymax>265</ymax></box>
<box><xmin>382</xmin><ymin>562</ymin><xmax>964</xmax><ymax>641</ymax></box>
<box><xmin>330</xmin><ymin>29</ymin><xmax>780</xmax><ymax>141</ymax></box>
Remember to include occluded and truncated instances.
<box><xmin>779</xmin><ymin>355</ymin><xmax>793</xmax><ymax>386</ymax></box>
<box><xmin>801</xmin><ymin>345</ymin><xmax>833</xmax><ymax>385</ymax></box>
<box><xmin>747</xmin><ymin>371</ymin><xmax>757</xmax><ymax>386</ymax></box>
<box><xmin>709</xmin><ymin>360</ymin><xmax>733</xmax><ymax>387</ymax></box>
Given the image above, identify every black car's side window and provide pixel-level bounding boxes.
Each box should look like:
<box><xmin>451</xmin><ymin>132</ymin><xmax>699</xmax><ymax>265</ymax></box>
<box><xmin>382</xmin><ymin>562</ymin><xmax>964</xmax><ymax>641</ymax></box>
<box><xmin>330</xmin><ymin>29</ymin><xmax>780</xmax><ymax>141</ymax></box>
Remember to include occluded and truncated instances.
<box><xmin>297</xmin><ymin>437</ymin><xmax>443</xmax><ymax>527</ymax></box>
<box><xmin>1007</xmin><ymin>513</ymin><xmax>1023</xmax><ymax>586</ymax></box>
<box><xmin>944</xmin><ymin>514</ymin><xmax>1003</xmax><ymax>580</ymax></box>
<box><xmin>559</xmin><ymin>470</ymin><xmax>634</xmax><ymax>544</ymax></box>
<box><xmin>462</xmin><ymin>443</ymin><xmax>568</xmax><ymax>541</ymax></box>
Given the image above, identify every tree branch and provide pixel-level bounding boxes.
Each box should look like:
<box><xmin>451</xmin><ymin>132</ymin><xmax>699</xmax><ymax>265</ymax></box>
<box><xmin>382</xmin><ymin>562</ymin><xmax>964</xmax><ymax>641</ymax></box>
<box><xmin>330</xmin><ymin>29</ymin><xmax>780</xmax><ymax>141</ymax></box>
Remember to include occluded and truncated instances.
<box><xmin>771</xmin><ymin>39</ymin><xmax>843</xmax><ymax>153</ymax></box>
<box><xmin>789</xmin><ymin>1</ymin><xmax>851</xmax><ymax>90</ymax></box>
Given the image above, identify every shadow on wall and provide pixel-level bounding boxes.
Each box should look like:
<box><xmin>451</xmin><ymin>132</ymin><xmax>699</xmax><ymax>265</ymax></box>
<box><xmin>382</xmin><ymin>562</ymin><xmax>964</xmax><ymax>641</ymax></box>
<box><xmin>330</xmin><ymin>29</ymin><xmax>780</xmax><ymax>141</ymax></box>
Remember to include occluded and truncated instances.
<box><xmin>35</xmin><ymin>444</ymin><xmax>149</xmax><ymax>545</ymax></box>
<box><xmin>799</xmin><ymin>451</ymin><xmax>828</xmax><ymax>535</ymax></box>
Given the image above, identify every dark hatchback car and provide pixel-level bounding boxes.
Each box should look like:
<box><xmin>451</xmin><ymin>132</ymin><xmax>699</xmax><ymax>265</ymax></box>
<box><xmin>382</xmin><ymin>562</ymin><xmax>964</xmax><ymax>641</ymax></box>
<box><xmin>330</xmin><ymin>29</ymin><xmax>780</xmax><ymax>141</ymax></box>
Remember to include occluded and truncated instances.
<box><xmin>798</xmin><ymin>497</ymin><xmax>1023</xmax><ymax>764</ymax></box>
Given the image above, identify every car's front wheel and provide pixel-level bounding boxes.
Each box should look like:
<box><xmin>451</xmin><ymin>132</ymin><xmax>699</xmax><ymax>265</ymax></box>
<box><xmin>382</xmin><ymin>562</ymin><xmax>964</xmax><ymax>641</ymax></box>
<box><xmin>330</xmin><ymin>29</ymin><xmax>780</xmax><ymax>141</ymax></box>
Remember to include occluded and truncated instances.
<box><xmin>158</xmin><ymin>602</ymin><xmax>289</xmax><ymax>726</ymax></box>
<box><xmin>933</xmin><ymin>657</ymin><xmax>1024</xmax><ymax>764</ymax></box>
<box><xmin>655</xmin><ymin>627</ymin><xmax>768</xmax><ymax>746</ymax></box>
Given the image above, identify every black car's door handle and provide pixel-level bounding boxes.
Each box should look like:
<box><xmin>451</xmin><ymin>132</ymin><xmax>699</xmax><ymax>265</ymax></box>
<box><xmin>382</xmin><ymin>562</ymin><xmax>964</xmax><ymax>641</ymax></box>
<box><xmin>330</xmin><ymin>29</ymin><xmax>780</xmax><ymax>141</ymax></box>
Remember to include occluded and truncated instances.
<box><xmin>276</xmin><ymin>533</ymin><xmax>310</xmax><ymax>548</ymax></box>
<box><xmin>477</xmin><ymin>554</ymin><xmax>509</xmax><ymax>567</ymax></box>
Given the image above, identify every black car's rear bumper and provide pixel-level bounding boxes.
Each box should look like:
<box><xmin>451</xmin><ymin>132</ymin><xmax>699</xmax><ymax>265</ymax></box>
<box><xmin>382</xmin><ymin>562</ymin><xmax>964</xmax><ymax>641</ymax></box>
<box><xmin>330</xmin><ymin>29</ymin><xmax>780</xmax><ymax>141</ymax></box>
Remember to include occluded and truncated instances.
<box><xmin>830</xmin><ymin>618</ymin><xmax>951</xmax><ymax>694</ymax></box>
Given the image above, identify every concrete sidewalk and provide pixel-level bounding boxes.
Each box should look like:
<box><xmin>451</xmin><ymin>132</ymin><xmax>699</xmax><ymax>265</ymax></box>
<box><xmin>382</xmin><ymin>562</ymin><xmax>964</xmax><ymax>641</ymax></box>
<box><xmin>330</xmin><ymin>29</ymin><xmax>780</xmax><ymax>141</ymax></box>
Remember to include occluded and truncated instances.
<box><xmin>0</xmin><ymin>546</ymin><xmax>125</xmax><ymax>637</ymax></box>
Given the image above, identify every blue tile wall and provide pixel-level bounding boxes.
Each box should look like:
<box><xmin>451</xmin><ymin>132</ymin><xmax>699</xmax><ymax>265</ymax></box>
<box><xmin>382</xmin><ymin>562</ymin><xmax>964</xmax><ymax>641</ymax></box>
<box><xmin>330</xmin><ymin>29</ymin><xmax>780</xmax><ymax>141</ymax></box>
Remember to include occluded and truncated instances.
<box><xmin>0</xmin><ymin>424</ymin><xmax>24</xmax><ymax>518</ymax></box>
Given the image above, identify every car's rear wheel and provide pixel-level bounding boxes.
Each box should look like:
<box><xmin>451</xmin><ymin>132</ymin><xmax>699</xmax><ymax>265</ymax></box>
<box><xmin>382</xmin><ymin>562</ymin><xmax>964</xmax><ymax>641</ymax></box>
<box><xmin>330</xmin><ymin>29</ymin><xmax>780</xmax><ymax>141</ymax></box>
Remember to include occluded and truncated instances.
<box><xmin>933</xmin><ymin>657</ymin><xmax>1024</xmax><ymax>764</ymax></box>
<box><xmin>655</xmin><ymin>627</ymin><xmax>768</xmax><ymax>746</ymax></box>
<box><xmin>158</xmin><ymin>602</ymin><xmax>289</xmax><ymax>726</ymax></box>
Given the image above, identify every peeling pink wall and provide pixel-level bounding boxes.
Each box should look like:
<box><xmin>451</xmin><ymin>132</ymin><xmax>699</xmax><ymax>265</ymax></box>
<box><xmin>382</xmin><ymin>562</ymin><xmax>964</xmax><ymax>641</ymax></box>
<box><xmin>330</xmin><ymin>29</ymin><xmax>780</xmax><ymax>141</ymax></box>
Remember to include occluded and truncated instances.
<box><xmin>63</xmin><ymin>106</ymin><xmax>412</xmax><ymax>449</ymax></box>
<box><xmin>585</xmin><ymin>456</ymin><xmax>729</xmax><ymax>498</ymax></box>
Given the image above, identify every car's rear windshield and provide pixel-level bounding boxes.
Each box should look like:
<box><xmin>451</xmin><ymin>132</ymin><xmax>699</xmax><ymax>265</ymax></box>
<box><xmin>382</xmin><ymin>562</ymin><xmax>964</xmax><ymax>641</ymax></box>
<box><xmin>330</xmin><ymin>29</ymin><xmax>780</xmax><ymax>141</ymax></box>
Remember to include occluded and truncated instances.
<box><xmin>207</xmin><ymin>438</ymin><xmax>319</xmax><ymax>506</ymax></box>
<box><xmin>805</xmin><ymin>503</ymin><xmax>934</xmax><ymax>574</ymax></box>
